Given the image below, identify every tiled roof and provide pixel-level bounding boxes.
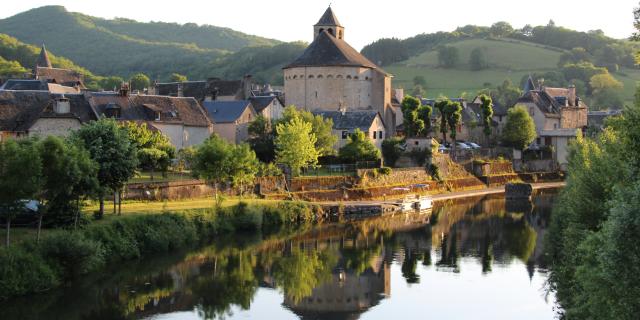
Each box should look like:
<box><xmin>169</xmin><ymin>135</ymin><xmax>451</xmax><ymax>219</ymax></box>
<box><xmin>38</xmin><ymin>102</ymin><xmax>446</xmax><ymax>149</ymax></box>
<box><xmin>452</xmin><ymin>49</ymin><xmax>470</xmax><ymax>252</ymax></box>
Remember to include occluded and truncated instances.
<box><xmin>0</xmin><ymin>91</ymin><xmax>97</xmax><ymax>132</ymax></box>
<box><xmin>250</xmin><ymin>96</ymin><xmax>278</xmax><ymax>113</ymax></box>
<box><xmin>87</xmin><ymin>92</ymin><xmax>211</xmax><ymax>127</ymax></box>
<box><xmin>312</xmin><ymin>110</ymin><xmax>382</xmax><ymax>131</ymax></box>
<box><xmin>315</xmin><ymin>7</ymin><xmax>342</xmax><ymax>26</ymax></box>
<box><xmin>202</xmin><ymin>100</ymin><xmax>253</xmax><ymax>123</ymax></box>
<box><xmin>36</xmin><ymin>44</ymin><xmax>52</xmax><ymax>69</ymax></box>
<box><xmin>36</xmin><ymin>67</ymin><xmax>85</xmax><ymax>88</ymax></box>
<box><xmin>284</xmin><ymin>31</ymin><xmax>381</xmax><ymax>70</ymax></box>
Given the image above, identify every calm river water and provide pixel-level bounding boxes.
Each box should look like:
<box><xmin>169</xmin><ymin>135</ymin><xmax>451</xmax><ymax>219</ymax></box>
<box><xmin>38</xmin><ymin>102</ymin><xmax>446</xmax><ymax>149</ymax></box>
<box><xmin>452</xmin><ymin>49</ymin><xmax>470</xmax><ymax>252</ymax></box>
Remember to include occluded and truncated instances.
<box><xmin>1</xmin><ymin>191</ymin><xmax>559</xmax><ymax>320</ymax></box>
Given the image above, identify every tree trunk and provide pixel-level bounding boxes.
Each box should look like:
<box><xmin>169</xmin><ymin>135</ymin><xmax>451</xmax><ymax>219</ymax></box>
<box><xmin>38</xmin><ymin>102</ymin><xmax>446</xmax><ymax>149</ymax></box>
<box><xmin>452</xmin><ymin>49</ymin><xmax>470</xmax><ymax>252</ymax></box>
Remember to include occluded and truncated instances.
<box><xmin>150</xmin><ymin>168</ymin><xmax>154</xmax><ymax>181</ymax></box>
<box><xmin>36</xmin><ymin>213</ymin><xmax>43</xmax><ymax>243</ymax></box>
<box><xmin>5</xmin><ymin>217</ymin><xmax>10</xmax><ymax>247</ymax></box>
<box><xmin>118</xmin><ymin>189</ymin><xmax>122</xmax><ymax>215</ymax></box>
<box><xmin>113</xmin><ymin>192</ymin><xmax>117</xmax><ymax>215</ymax></box>
<box><xmin>74</xmin><ymin>198</ymin><xmax>80</xmax><ymax>230</ymax></box>
<box><xmin>99</xmin><ymin>196</ymin><xmax>105</xmax><ymax>219</ymax></box>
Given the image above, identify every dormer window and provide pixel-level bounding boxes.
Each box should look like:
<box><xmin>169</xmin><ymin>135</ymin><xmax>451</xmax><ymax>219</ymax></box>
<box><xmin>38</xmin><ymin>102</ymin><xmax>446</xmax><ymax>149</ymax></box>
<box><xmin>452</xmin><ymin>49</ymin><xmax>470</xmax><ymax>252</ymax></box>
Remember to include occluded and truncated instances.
<box><xmin>105</xmin><ymin>103</ymin><xmax>121</xmax><ymax>119</ymax></box>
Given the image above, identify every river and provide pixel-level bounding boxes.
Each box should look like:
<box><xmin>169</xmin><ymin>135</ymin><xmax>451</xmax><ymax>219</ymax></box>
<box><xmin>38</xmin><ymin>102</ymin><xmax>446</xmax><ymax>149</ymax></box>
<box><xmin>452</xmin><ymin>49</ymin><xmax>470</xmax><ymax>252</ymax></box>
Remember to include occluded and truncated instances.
<box><xmin>1</xmin><ymin>191</ymin><xmax>559</xmax><ymax>320</ymax></box>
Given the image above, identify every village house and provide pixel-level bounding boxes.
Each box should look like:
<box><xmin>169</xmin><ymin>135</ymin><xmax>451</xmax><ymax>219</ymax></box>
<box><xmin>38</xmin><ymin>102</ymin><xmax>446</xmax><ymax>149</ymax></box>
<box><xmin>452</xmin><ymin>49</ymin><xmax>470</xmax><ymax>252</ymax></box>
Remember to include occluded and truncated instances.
<box><xmin>513</xmin><ymin>76</ymin><xmax>588</xmax><ymax>169</ymax></box>
<box><xmin>33</xmin><ymin>44</ymin><xmax>86</xmax><ymax>90</ymax></box>
<box><xmin>283</xmin><ymin>7</ymin><xmax>396</xmax><ymax>136</ymax></box>
<box><xmin>0</xmin><ymin>90</ymin><xmax>98</xmax><ymax>141</ymax></box>
<box><xmin>249</xmin><ymin>95</ymin><xmax>284</xmax><ymax>121</ymax></box>
<box><xmin>202</xmin><ymin>100</ymin><xmax>256</xmax><ymax>144</ymax></box>
<box><xmin>312</xmin><ymin>110</ymin><xmax>386</xmax><ymax>151</ymax></box>
<box><xmin>86</xmin><ymin>86</ymin><xmax>213</xmax><ymax>149</ymax></box>
<box><xmin>153</xmin><ymin>76</ymin><xmax>255</xmax><ymax>102</ymax></box>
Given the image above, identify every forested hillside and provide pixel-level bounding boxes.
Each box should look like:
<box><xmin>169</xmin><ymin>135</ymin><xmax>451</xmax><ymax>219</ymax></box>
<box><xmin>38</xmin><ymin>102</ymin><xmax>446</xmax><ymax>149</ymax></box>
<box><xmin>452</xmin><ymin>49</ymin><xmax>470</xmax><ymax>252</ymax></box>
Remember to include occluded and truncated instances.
<box><xmin>363</xmin><ymin>22</ymin><xmax>640</xmax><ymax>108</ymax></box>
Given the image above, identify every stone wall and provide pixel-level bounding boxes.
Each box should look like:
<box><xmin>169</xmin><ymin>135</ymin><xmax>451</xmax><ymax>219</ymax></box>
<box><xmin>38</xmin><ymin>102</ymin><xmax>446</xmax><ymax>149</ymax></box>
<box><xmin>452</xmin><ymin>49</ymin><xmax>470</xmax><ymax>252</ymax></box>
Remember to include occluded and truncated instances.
<box><xmin>125</xmin><ymin>180</ymin><xmax>216</xmax><ymax>201</ymax></box>
<box><xmin>357</xmin><ymin>167</ymin><xmax>432</xmax><ymax>187</ymax></box>
<box><xmin>560</xmin><ymin>107</ymin><xmax>588</xmax><ymax>129</ymax></box>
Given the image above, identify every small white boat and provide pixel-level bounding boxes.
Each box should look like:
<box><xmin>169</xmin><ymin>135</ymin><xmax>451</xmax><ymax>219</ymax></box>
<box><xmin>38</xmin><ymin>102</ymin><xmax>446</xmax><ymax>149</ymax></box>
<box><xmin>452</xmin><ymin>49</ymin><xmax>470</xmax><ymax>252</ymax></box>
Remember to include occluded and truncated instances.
<box><xmin>396</xmin><ymin>195</ymin><xmax>416</xmax><ymax>211</ymax></box>
<box><xmin>414</xmin><ymin>195</ymin><xmax>433</xmax><ymax>210</ymax></box>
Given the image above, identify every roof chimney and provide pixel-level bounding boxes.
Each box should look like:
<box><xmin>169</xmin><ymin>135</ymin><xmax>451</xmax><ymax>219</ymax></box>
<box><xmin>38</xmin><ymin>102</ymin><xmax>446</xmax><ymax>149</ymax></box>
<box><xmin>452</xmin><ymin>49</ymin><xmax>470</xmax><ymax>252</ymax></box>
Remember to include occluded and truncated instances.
<box><xmin>119</xmin><ymin>82</ymin><xmax>130</xmax><ymax>97</ymax></box>
<box><xmin>54</xmin><ymin>95</ymin><xmax>70</xmax><ymax>114</ymax></box>
<box><xmin>568</xmin><ymin>85</ymin><xmax>576</xmax><ymax>106</ymax></box>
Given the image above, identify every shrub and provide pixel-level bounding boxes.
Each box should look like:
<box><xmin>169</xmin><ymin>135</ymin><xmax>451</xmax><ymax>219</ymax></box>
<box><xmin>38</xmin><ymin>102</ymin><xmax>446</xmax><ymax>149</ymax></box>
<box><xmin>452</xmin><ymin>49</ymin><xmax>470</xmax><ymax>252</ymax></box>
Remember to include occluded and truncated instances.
<box><xmin>409</xmin><ymin>148</ymin><xmax>429</xmax><ymax>166</ymax></box>
<box><xmin>229</xmin><ymin>202</ymin><xmax>264</xmax><ymax>231</ymax></box>
<box><xmin>381</xmin><ymin>137</ymin><xmax>404</xmax><ymax>167</ymax></box>
<box><xmin>427</xmin><ymin>164</ymin><xmax>442</xmax><ymax>182</ymax></box>
<box><xmin>377</xmin><ymin>167</ymin><xmax>392</xmax><ymax>175</ymax></box>
<box><xmin>0</xmin><ymin>246</ymin><xmax>59</xmax><ymax>299</ymax></box>
<box><xmin>39</xmin><ymin>232</ymin><xmax>106</xmax><ymax>279</ymax></box>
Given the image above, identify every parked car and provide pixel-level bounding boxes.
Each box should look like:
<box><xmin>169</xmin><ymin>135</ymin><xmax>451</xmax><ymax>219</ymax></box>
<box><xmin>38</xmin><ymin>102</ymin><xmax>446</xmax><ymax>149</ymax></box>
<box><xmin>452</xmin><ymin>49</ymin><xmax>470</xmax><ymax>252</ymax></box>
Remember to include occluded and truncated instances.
<box><xmin>438</xmin><ymin>144</ymin><xmax>449</xmax><ymax>153</ymax></box>
<box><xmin>464</xmin><ymin>141</ymin><xmax>481</xmax><ymax>149</ymax></box>
<box><xmin>456</xmin><ymin>141</ymin><xmax>472</xmax><ymax>149</ymax></box>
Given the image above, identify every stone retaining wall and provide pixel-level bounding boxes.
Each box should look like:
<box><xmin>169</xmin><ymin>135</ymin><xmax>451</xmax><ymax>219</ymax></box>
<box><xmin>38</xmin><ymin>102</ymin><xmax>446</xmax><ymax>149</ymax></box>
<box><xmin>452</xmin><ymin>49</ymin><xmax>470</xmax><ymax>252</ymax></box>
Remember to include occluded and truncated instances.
<box><xmin>357</xmin><ymin>167</ymin><xmax>432</xmax><ymax>187</ymax></box>
<box><xmin>125</xmin><ymin>180</ymin><xmax>216</xmax><ymax>201</ymax></box>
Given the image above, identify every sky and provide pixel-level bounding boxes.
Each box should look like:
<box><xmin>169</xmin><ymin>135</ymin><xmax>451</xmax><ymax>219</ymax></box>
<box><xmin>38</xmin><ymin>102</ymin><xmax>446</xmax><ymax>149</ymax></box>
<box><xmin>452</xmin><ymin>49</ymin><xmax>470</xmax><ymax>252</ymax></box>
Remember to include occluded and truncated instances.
<box><xmin>1</xmin><ymin>0</ymin><xmax>638</xmax><ymax>50</ymax></box>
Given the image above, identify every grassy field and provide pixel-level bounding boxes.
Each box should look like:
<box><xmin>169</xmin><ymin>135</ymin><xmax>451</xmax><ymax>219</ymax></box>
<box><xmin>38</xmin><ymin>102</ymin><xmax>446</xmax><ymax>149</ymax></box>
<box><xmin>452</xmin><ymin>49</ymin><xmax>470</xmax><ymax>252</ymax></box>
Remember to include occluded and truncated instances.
<box><xmin>387</xmin><ymin>37</ymin><xmax>640</xmax><ymax>104</ymax></box>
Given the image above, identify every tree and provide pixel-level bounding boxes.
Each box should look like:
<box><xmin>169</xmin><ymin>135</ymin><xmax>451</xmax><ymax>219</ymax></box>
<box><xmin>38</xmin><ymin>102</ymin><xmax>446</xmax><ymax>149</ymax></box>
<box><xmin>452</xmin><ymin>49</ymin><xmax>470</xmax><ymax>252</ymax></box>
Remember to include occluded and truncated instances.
<box><xmin>558</xmin><ymin>47</ymin><xmax>592</xmax><ymax>67</ymax></box>
<box><xmin>122</xmin><ymin>122</ymin><xmax>175</xmax><ymax>180</ymax></box>
<box><xmin>401</xmin><ymin>96</ymin><xmax>425</xmax><ymax>137</ymax></box>
<box><xmin>338</xmin><ymin>129</ymin><xmax>381</xmax><ymax>164</ymax></box>
<box><xmin>192</xmin><ymin>134</ymin><xmax>232</xmax><ymax>202</ymax></box>
<box><xmin>434</xmin><ymin>100</ymin><xmax>449</xmax><ymax>143</ymax></box>
<box><xmin>478</xmin><ymin>79</ymin><xmax>522</xmax><ymax>107</ymax></box>
<box><xmin>469</xmin><ymin>47</ymin><xmax>489</xmax><ymax>71</ymax></box>
<box><xmin>418</xmin><ymin>103</ymin><xmax>433</xmax><ymax>134</ymax></box>
<box><xmin>37</xmin><ymin>136</ymin><xmax>97</xmax><ymax>234</ymax></box>
<box><xmin>72</xmin><ymin>119</ymin><xmax>138</xmax><ymax>217</ymax></box>
<box><xmin>501</xmin><ymin>106</ymin><xmax>536</xmax><ymax>150</ymax></box>
<box><xmin>489</xmin><ymin>22</ymin><xmax>514</xmax><ymax>37</ymax></box>
<box><xmin>274</xmin><ymin>117</ymin><xmax>319</xmax><ymax>176</ymax></box>
<box><xmin>279</xmin><ymin>106</ymin><xmax>336</xmax><ymax>157</ymax></box>
<box><xmin>445</xmin><ymin>100</ymin><xmax>463</xmax><ymax>156</ymax></box>
<box><xmin>99</xmin><ymin>76</ymin><xmax>124</xmax><ymax>91</ymax></box>
<box><xmin>381</xmin><ymin>137</ymin><xmax>404</xmax><ymax>167</ymax></box>
<box><xmin>170</xmin><ymin>73</ymin><xmax>187</xmax><ymax>82</ymax></box>
<box><xmin>0</xmin><ymin>57</ymin><xmax>28</xmax><ymax>77</ymax></box>
<box><xmin>129</xmin><ymin>73</ymin><xmax>150</xmax><ymax>91</ymax></box>
<box><xmin>247</xmin><ymin>115</ymin><xmax>275</xmax><ymax>162</ymax></box>
<box><xmin>479</xmin><ymin>95</ymin><xmax>494</xmax><ymax>137</ymax></box>
<box><xmin>437</xmin><ymin>46</ymin><xmax>459</xmax><ymax>68</ymax></box>
<box><xmin>227</xmin><ymin>144</ymin><xmax>259</xmax><ymax>197</ymax></box>
<box><xmin>0</xmin><ymin>139</ymin><xmax>42</xmax><ymax>246</ymax></box>
<box><xmin>413</xmin><ymin>76</ymin><xmax>427</xmax><ymax>87</ymax></box>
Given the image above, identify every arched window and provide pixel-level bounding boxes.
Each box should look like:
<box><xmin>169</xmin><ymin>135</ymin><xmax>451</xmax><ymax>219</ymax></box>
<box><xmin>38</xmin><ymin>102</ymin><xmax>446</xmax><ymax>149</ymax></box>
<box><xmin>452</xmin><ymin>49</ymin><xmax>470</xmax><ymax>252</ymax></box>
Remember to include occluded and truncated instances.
<box><xmin>300</xmin><ymin>75</ymin><xmax>304</xmax><ymax>79</ymax></box>
<box><xmin>346</xmin><ymin>75</ymin><xmax>352</xmax><ymax>79</ymax></box>
<box><xmin>338</xmin><ymin>30</ymin><xmax>343</xmax><ymax>39</ymax></box>
<box><xmin>365</xmin><ymin>76</ymin><xmax>369</xmax><ymax>80</ymax></box>
<box><xmin>308</xmin><ymin>75</ymin><xmax>314</xmax><ymax>79</ymax></box>
<box><xmin>336</xmin><ymin>75</ymin><xmax>343</xmax><ymax>79</ymax></box>
<box><xmin>354</xmin><ymin>76</ymin><xmax>359</xmax><ymax>80</ymax></box>
<box><xmin>319</xmin><ymin>28</ymin><xmax>324</xmax><ymax>34</ymax></box>
<box><xmin>327</xmin><ymin>74</ymin><xmax>333</xmax><ymax>79</ymax></box>
<box><xmin>317</xmin><ymin>75</ymin><xmax>323</xmax><ymax>79</ymax></box>
<box><xmin>327</xmin><ymin>28</ymin><xmax>334</xmax><ymax>36</ymax></box>
<box><xmin>293</xmin><ymin>75</ymin><xmax>297</xmax><ymax>79</ymax></box>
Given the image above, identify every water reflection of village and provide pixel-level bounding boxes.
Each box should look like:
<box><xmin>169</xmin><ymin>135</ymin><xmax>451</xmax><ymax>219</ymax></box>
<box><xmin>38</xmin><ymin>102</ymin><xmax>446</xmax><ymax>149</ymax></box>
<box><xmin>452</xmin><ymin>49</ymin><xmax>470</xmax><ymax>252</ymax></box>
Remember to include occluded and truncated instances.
<box><xmin>0</xmin><ymin>191</ymin><xmax>555</xmax><ymax>320</ymax></box>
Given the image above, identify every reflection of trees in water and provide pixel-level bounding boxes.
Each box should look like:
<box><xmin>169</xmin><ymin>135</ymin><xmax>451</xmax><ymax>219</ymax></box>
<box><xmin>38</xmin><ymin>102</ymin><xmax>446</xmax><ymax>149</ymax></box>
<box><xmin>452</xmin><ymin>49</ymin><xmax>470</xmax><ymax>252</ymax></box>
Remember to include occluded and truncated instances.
<box><xmin>272</xmin><ymin>249</ymin><xmax>338</xmax><ymax>303</ymax></box>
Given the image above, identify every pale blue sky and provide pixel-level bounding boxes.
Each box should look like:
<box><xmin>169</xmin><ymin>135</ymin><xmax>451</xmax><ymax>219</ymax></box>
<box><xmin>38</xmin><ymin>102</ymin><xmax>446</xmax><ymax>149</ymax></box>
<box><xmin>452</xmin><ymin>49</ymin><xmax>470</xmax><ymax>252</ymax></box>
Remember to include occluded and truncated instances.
<box><xmin>2</xmin><ymin>0</ymin><xmax>638</xmax><ymax>50</ymax></box>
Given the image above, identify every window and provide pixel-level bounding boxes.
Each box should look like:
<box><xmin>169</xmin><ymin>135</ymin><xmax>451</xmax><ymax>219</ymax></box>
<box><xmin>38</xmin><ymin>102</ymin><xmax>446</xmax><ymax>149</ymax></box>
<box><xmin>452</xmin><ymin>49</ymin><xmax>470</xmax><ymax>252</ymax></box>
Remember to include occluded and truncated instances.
<box><xmin>379</xmin><ymin>130</ymin><xmax>383</xmax><ymax>139</ymax></box>
<box><xmin>342</xmin><ymin>131</ymin><xmax>349</xmax><ymax>139</ymax></box>
<box><xmin>327</xmin><ymin>74</ymin><xmax>333</xmax><ymax>79</ymax></box>
<box><xmin>346</xmin><ymin>75</ymin><xmax>352</xmax><ymax>79</ymax></box>
<box><xmin>536</xmin><ymin>138</ymin><xmax>541</xmax><ymax>145</ymax></box>
<box><xmin>545</xmin><ymin>137</ymin><xmax>552</xmax><ymax>145</ymax></box>
<box><xmin>373</xmin><ymin>131</ymin><xmax>377</xmax><ymax>139</ymax></box>
<box><xmin>308</xmin><ymin>75</ymin><xmax>314</xmax><ymax>79</ymax></box>
<box><xmin>553</xmin><ymin>123</ymin><xmax>558</xmax><ymax>129</ymax></box>
<box><xmin>354</xmin><ymin>76</ymin><xmax>359</xmax><ymax>80</ymax></box>
<box><xmin>315</xmin><ymin>91</ymin><xmax>318</xmax><ymax>98</ymax></box>
<box><xmin>317</xmin><ymin>75</ymin><xmax>323</xmax><ymax>79</ymax></box>
<box><xmin>336</xmin><ymin>75</ymin><xmax>343</xmax><ymax>79</ymax></box>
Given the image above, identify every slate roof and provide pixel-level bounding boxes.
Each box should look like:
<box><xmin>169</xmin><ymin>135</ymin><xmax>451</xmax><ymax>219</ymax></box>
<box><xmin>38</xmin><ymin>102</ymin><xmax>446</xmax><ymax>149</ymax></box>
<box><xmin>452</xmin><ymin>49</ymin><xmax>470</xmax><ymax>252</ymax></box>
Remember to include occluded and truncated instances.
<box><xmin>36</xmin><ymin>67</ymin><xmax>85</xmax><ymax>88</ymax></box>
<box><xmin>516</xmin><ymin>90</ymin><xmax>561</xmax><ymax>114</ymax></box>
<box><xmin>208</xmin><ymin>78</ymin><xmax>243</xmax><ymax>97</ymax></box>
<box><xmin>36</xmin><ymin>44</ymin><xmax>52</xmax><ymax>69</ymax></box>
<box><xmin>202</xmin><ymin>100</ymin><xmax>253</xmax><ymax>123</ymax></box>
<box><xmin>0</xmin><ymin>79</ymin><xmax>49</xmax><ymax>91</ymax></box>
<box><xmin>312</xmin><ymin>110</ymin><xmax>383</xmax><ymax>131</ymax></box>
<box><xmin>0</xmin><ymin>91</ymin><xmax>97</xmax><ymax>132</ymax></box>
<box><xmin>249</xmin><ymin>96</ymin><xmax>278</xmax><ymax>113</ymax></box>
<box><xmin>523</xmin><ymin>75</ymin><xmax>536</xmax><ymax>93</ymax></box>
<box><xmin>315</xmin><ymin>7</ymin><xmax>342</xmax><ymax>26</ymax></box>
<box><xmin>87</xmin><ymin>92</ymin><xmax>211</xmax><ymax>127</ymax></box>
<box><xmin>284</xmin><ymin>31</ymin><xmax>381</xmax><ymax>70</ymax></box>
<box><xmin>155</xmin><ymin>81</ymin><xmax>207</xmax><ymax>100</ymax></box>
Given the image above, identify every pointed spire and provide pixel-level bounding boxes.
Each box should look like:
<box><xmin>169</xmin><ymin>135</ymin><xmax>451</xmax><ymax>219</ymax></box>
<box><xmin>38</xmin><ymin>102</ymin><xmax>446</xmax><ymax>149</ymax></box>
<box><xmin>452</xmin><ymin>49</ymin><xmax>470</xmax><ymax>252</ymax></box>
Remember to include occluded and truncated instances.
<box><xmin>315</xmin><ymin>6</ymin><xmax>342</xmax><ymax>26</ymax></box>
<box><xmin>36</xmin><ymin>43</ymin><xmax>53</xmax><ymax>69</ymax></box>
<box><xmin>523</xmin><ymin>75</ymin><xmax>536</xmax><ymax>93</ymax></box>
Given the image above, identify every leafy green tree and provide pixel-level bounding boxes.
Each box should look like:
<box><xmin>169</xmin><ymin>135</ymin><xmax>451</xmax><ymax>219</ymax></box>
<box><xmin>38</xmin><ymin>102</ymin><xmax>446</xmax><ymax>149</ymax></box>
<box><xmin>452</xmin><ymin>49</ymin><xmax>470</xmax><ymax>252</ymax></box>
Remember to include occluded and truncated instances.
<box><xmin>561</xmin><ymin>62</ymin><xmax>608</xmax><ymax>85</ymax></box>
<box><xmin>413</xmin><ymin>76</ymin><xmax>427</xmax><ymax>87</ymax></box>
<box><xmin>434</xmin><ymin>100</ymin><xmax>449</xmax><ymax>143</ymax></box>
<box><xmin>0</xmin><ymin>139</ymin><xmax>42</xmax><ymax>246</ymax></box>
<box><xmin>99</xmin><ymin>76</ymin><xmax>124</xmax><ymax>91</ymax></box>
<box><xmin>479</xmin><ymin>95</ymin><xmax>494</xmax><ymax>137</ymax></box>
<box><xmin>489</xmin><ymin>21</ymin><xmax>514</xmax><ymax>37</ymax></box>
<box><xmin>381</xmin><ymin>137</ymin><xmax>404</xmax><ymax>167</ymax></box>
<box><xmin>122</xmin><ymin>122</ymin><xmax>175</xmax><ymax>180</ymax></box>
<box><xmin>247</xmin><ymin>115</ymin><xmax>275</xmax><ymax>162</ymax></box>
<box><xmin>279</xmin><ymin>106</ymin><xmax>336</xmax><ymax>157</ymax></box>
<box><xmin>72</xmin><ymin>119</ymin><xmax>138</xmax><ymax>217</ymax></box>
<box><xmin>227</xmin><ymin>144</ymin><xmax>259</xmax><ymax>197</ymax></box>
<box><xmin>469</xmin><ymin>47</ymin><xmax>489</xmax><ymax>70</ymax></box>
<box><xmin>437</xmin><ymin>46</ymin><xmax>459</xmax><ymax>68</ymax></box>
<box><xmin>37</xmin><ymin>136</ymin><xmax>98</xmax><ymax>232</ymax></box>
<box><xmin>478</xmin><ymin>79</ymin><xmax>522</xmax><ymax>108</ymax></box>
<box><xmin>558</xmin><ymin>47</ymin><xmax>592</xmax><ymax>67</ymax></box>
<box><xmin>0</xmin><ymin>57</ymin><xmax>27</xmax><ymax>77</ymax></box>
<box><xmin>192</xmin><ymin>134</ymin><xmax>232</xmax><ymax>202</ymax></box>
<box><xmin>501</xmin><ymin>106</ymin><xmax>537</xmax><ymax>150</ymax></box>
<box><xmin>170</xmin><ymin>73</ymin><xmax>187</xmax><ymax>82</ymax></box>
<box><xmin>401</xmin><ymin>96</ymin><xmax>425</xmax><ymax>137</ymax></box>
<box><xmin>274</xmin><ymin>116</ymin><xmax>319</xmax><ymax>176</ymax></box>
<box><xmin>338</xmin><ymin>129</ymin><xmax>381</xmax><ymax>164</ymax></box>
<box><xmin>418</xmin><ymin>103</ymin><xmax>433</xmax><ymax>134</ymax></box>
<box><xmin>129</xmin><ymin>73</ymin><xmax>150</xmax><ymax>91</ymax></box>
<box><xmin>445</xmin><ymin>100</ymin><xmax>463</xmax><ymax>157</ymax></box>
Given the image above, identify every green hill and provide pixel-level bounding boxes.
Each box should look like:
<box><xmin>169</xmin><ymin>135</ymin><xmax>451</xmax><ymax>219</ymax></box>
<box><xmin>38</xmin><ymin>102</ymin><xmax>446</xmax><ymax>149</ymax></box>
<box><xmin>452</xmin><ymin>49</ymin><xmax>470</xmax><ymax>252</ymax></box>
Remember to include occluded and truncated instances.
<box><xmin>0</xmin><ymin>6</ymin><xmax>294</xmax><ymax>82</ymax></box>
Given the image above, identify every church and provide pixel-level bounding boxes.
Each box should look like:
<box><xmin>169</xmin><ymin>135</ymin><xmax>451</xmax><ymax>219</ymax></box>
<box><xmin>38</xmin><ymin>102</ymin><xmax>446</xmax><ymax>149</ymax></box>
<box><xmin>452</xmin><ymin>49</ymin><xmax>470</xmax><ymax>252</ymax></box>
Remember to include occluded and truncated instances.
<box><xmin>283</xmin><ymin>7</ymin><xmax>396</xmax><ymax>136</ymax></box>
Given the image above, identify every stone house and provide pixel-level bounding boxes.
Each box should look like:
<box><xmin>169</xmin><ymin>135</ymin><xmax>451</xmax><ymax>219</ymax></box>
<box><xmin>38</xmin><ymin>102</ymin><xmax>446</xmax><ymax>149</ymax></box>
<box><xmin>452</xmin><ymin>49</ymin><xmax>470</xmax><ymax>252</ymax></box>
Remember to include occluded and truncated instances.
<box><xmin>249</xmin><ymin>95</ymin><xmax>284</xmax><ymax>121</ymax></box>
<box><xmin>33</xmin><ymin>44</ymin><xmax>86</xmax><ymax>90</ymax></box>
<box><xmin>513</xmin><ymin>77</ymin><xmax>588</xmax><ymax>168</ymax></box>
<box><xmin>283</xmin><ymin>7</ymin><xmax>396</xmax><ymax>136</ymax></box>
<box><xmin>0</xmin><ymin>90</ymin><xmax>98</xmax><ymax>141</ymax></box>
<box><xmin>203</xmin><ymin>100</ymin><xmax>257</xmax><ymax>144</ymax></box>
<box><xmin>312</xmin><ymin>110</ymin><xmax>386</xmax><ymax>151</ymax></box>
<box><xmin>154</xmin><ymin>76</ymin><xmax>254</xmax><ymax>102</ymax></box>
<box><xmin>86</xmin><ymin>88</ymin><xmax>212</xmax><ymax>149</ymax></box>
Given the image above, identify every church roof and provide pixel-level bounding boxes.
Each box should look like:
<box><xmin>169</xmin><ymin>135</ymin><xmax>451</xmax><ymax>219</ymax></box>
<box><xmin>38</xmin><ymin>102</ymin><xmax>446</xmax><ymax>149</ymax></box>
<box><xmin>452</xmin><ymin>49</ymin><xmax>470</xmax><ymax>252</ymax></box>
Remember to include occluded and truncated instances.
<box><xmin>523</xmin><ymin>75</ymin><xmax>536</xmax><ymax>93</ymax></box>
<box><xmin>36</xmin><ymin>44</ymin><xmax>53</xmax><ymax>69</ymax></box>
<box><xmin>284</xmin><ymin>31</ymin><xmax>381</xmax><ymax>70</ymax></box>
<box><xmin>315</xmin><ymin>7</ymin><xmax>342</xmax><ymax>26</ymax></box>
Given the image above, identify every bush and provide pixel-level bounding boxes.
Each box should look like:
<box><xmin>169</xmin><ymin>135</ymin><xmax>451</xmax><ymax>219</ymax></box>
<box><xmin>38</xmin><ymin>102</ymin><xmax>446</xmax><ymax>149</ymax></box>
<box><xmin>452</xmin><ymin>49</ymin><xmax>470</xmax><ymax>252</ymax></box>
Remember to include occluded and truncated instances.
<box><xmin>377</xmin><ymin>167</ymin><xmax>392</xmax><ymax>175</ymax></box>
<box><xmin>427</xmin><ymin>164</ymin><xmax>442</xmax><ymax>182</ymax></box>
<box><xmin>409</xmin><ymin>148</ymin><xmax>430</xmax><ymax>166</ymax></box>
<box><xmin>381</xmin><ymin>137</ymin><xmax>404</xmax><ymax>167</ymax></box>
<box><xmin>0</xmin><ymin>246</ymin><xmax>59</xmax><ymax>299</ymax></box>
<box><xmin>39</xmin><ymin>232</ymin><xmax>106</xmax><ymax>279</ymax></box>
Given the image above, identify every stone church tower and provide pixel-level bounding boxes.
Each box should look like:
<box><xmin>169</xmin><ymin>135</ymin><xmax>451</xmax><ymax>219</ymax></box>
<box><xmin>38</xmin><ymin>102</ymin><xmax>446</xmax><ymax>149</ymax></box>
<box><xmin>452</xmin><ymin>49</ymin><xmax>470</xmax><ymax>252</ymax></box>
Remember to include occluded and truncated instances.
<box><xmin>283</xmin><ymin>7</ymin><xmax>395</xmax><ymax>136</ymax></box>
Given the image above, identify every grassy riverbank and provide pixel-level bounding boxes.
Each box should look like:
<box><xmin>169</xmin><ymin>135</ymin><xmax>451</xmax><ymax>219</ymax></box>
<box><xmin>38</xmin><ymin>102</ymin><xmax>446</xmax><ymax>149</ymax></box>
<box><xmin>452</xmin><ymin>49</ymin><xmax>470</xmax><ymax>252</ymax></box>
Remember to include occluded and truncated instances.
<box><xmin>0</xmin><ymin>201</ymin><xmax>320</xmax><ymax>300</ymax></box>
